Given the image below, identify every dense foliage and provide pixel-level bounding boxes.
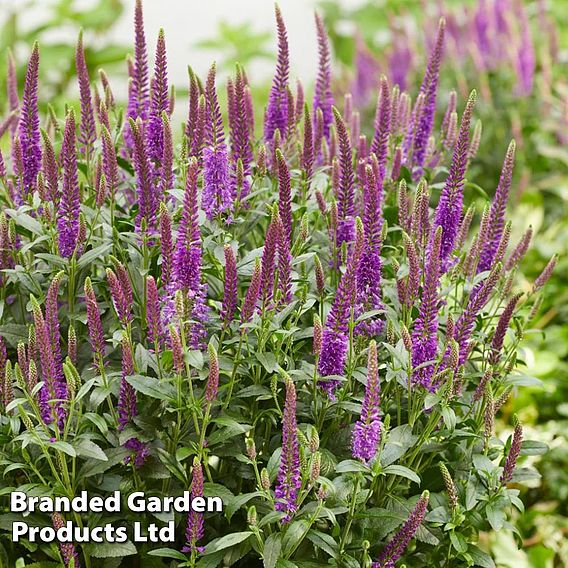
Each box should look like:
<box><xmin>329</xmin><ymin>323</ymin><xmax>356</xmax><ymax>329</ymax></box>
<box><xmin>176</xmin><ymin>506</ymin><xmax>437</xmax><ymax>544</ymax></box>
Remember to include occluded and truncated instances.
<box><xmin>0</xmin><ymin>1</ymin><xmax>558</xmax><ymax>567</ymax></box>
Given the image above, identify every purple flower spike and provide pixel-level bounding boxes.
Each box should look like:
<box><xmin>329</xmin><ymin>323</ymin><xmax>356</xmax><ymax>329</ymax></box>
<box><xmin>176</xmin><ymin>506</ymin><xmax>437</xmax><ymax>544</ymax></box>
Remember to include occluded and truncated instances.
<box><xmin>183</xmin><ymin>458</ymin><xmax>205</xmax><ymax>553</ymax></box>
<box><xmin>374</xmin><ymin>491</ymin><xmax>430</xmax><ymax>567</ymax></box>
<box><xmin>7</xmin><ymin>50</ymin><xmax>19</xmax><ymax>135</ymax></box>
<box><xmin>318</xmin><ymin>218</ymin><xmax>365</xmax><ymax>396</ymax></box>
<box><xmin>264</xmin><ymin>4</ymin><xmax>290</xmax><ymax>143</ymax></box>
<box><xmin>221</xmin><ymin>244</ymin><xmax>238</xmax><ymax>328</ymax></box>
<box><xmin>501</xmin><ymin>418</ymin><xmax>523</xmax><ymax>484</ymax></box>
<box><xmin>478</xmin><ymin>141</ymin><xmax>515</xmax><ymax>273</ymax></box>
<box><xmin>127</xmin><ymin>0</ymin><xmax>149</xmax><ymax>126</ymax></box>
<box><xmin>241</xmin><ymin>258</ymin><xmax>262</xmax><ymax>324</ymax></box>
<box><xmin>159</xmin><ymin>203</ymin><xmax>173</xmax><ymax>287</ymax></box>
<box><xmin>52</xmin><ymin>513</ymin><xmax>81</xmax><ymax>568</ymax></box>
<box><xmin>129</xmin><ymin>117</ymin><xmax>156</xmax><ymax>232</ymax></box>
<box><xmin>355</xmin><ymin>163</ymin><xmax>385</xmax><ymax>338</ymax></box>
<box><xmin>205</xmin><ymin>344</ymin><xmax>219</xmax><ymax>403</ymax></box>
<box><xmin>275</xmin><ymin>375</ymin><xmax>301</xmax><ymax>523</ymax></box>
<box><xmin>118</xmin><ymin>335</ymin><xmax>137</xmax><ymax>431</ymax></box>
<box><xmin>84</xmin><ymin>277</ymin><xmax>105</xmax><ymax>363</ymax></box>
<box><xmin>352</xmin><ymin>341</ymin><xmax>382</xmax><ymax>463</ymax></box>
<box><xmin>333</xmin><ymin>107</ymin><xmax>355</xmax><ymax>253</ymax></box>
<box><xmin>405</xmin><ymin>19</ymin><xmax>445</xmax><ymax>172</ymax></box>
<box><xmin>229</xmin><ymin>65</ymin><xmax>253</xmax><ymax>200</ymax></box>
<box><xmin>261</xmin><ymin>208</ymin><xmax>280</xmax><ymax>303</ymax></box>
<box><xmin>370</xmin><ymin>75</ymin><xmax>391</xmax><ymax>183</ymax></box>
<box><xmin>313</xmin><ymin>12</ymin><xmax>334</xmax><ymax>140</ymax></box>
<box><xmin>31</xmin><ymin>297</ymin><xmax>66</xmax><ymax>429</ymax></box>
<box><xmin>411</xmin><ymin>227</ymin><xmax>442</xmax><ymax>390</ymax></box>
<box><xmin>202</xmin><ymin>64</ymin><xmax>231</xmax><ymax>219</ymax></box>
<box><xmin>277</xmin><ymin>214</ymin><xmax>293</xmax><ymax>306</ymax></box>
<box><xmin>147</xmin><ymin>29</ymin><xmax>169</xmax><ymax>166</ymax></box>
<box><xmin>276</xmin><ymin>149</ymin><xmax>292</xmax><ymax>243</ymax></box>
<box><xmin>57</xmin><ymin>110</ymin><xmax>81</xmax><ymax>258</ymax></box>
<box><xmin>146</xmin><ymin>275</ymin><xmax>162</xmax><ymax>350</ymax></box>
<box><xmin>76</xmin><ymin>31</ymin><xmax>96</xmax><ymax>156</ymax></box>
<box><xmin>432</xmin><ymin>90</ymin><xmax>477</xmax><ymax>266</ymax></box>
<box><xmin>18</xmin><ymin>42</ymin><xmax>42</xmax><ymax>196</ymax></box>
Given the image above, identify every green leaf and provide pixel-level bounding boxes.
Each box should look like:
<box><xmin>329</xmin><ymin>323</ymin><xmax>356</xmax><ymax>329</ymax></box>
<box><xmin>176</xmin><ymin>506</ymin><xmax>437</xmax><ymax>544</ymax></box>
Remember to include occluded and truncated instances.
<box><xmin>204</xmin><ymin>531</ymin><xmax>253</xmax><ymax>555</ymax></box>
<box><xmin>263</xmin><ymin>533</ymin><xmax>282</xmax><ymax>568</ymax></box>
<box><xmin>520</xmin><ymin>440</ymin><xmax>548</xmax><ymax>456</ymax></box>
<box><xmin>84</xmin><ymin>540</ymin><xmax>137</xmax><ymax>558</ymax></box>
<box><xmin>148</xmin><ymin>548</ymin><xmax>188</xmax><ymax>561</ymax></box>
<box><xmin>83</xmin><ymin>412</ymin><xmax>108</xmax><ymax>435</ymax></box>
<box><xmin>450</xmin><ymin>531</ymin><xmax>468</xmax><ymax>553</ymax></box>
<box><xmin>74</xmin><ymin>439</ymin><xmax>108</xmax><ymax>461</ymax></box>
<box><xmin>225</xmin><ymin>491</ymin><xmax>263</xmax><ymax>522</ymax></box>
<box><xmin>51</xmin><ymin>441</ymin><xmax>76</xmax><ymax>457</ymax></box>
<box><xmin>486</xmin><ymin>504</ymin><xmax>506</xmax><ymax>531</ymax></box>
<box><xmin>335</xmin><ymin>459</ymin><xmax>369</xmax><ymax>473</ymax></box>
<box><xmin>469</xmin><ymin>544</ymin><xmax>496</xmax><ymax>568</ymax></box>
<box><xmin>256</xmin><ymin>352</ymin><xmax>280</xmax><ymax>373</ymax></box>
<box><xmin>382</xmin><ymin>464</ymin><xmax>421</xmax><ymax>485</ymax></box>
<box><xmin>126</xmin><ymin>374</ymin><xmax>176</xmax><ymax>401</ymax></box>
<box><xmin>77</xmin><ymin>243</ymin><xmax>112</xmax><ymax>268</ymax></box>
<box><xmin>282</xmin><ymin>520</ymin><xmax>309</xmax><ymax>556</ymax></box>
<box><xmin>306</xmin><ymin>530</ymin><xmax>338</xmax><ymax>558</ymax></box>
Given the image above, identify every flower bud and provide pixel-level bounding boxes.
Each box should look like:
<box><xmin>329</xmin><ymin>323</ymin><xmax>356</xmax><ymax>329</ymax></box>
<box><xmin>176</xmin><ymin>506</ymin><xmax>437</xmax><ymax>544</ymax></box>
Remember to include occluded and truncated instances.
<box><xmin>247</xmin><ymin>505</ymin><xmax>257</xmax><ymax>526</ymax></box>
<box><xmin>260</xmin><ymin>468</ymin><xmax>270</xmax><ymax>491</ymax></box>
<box><xmin>310</xmin><ymin>452</ymin><xmax>321</xmax><ymax>482</ymax></box>
<box><xmin>246</xmin><ymin>437</ymin><xmax>256</xmax><ymax>461</ymax></box>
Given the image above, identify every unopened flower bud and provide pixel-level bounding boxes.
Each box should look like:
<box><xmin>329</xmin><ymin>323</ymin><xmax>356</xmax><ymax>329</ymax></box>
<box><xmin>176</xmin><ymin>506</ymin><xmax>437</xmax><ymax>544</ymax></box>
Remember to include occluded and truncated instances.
<box><xmin>400</xmin><ymin>325</ymin><xmax>412</xmax><ymax>352</ymax></box>
<box><xmin>246</xmin><ymin>438</ymin><xmax>256</xmax><ymax>460</ymax></box>
<box><xmin>247</xmin><ymin>505</ymin><xmax>257</xmax><ymax>526</ymax></box>
<box><xmin>310</xmin><ymin>452</ymin><xmax>321</xmax><ymax>482</ymax></box>
<box><xmin>439</xmin><ymin>462</ymin><xmax>458</xmax><ymax>512</ymax></box>
<box><xmin>260</xmin><ymin>468</ymin><xmax>270</xmax><ymax>490</ymax></box>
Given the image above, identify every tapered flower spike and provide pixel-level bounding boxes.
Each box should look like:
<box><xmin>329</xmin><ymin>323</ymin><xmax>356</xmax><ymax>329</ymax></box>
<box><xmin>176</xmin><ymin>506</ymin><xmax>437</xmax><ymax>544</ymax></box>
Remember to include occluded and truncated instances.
<box><xmin>277</xmin><ymin>213</ymin><xmax>293</xmax><ymax>305</ymax></box>
<box><xmin>534</xmin><ymin>255</ymin><xmax>557</xmax><ymax>291</ymax></box>
<box><xmin>505</xmin><ymin>226</ymin><xmax>532</xmax><ymax>270</ymax></box>
<box><xmin>57</xmin><ymin>109</ymin><xmax>81</xmax><ymax>258</ymax></box>
<box><xmin>118</xmin><ymin>334</ymin><xmax>137</xmax><ymax>431</ymax></box>
<box><xmin>301</xmin><ymin>104</ymin><xmax>314</xmax><ymax>180</ymax></box>
<box><xmin>18</xmin><ymin>42</ymin><xmax>42</xmax><ymax>196</ymax></box>
<box><xmin>318</xmin><ymin>218</ymin><xmax>365</xmax><ymax>396</ymax></box>
<box><xmin>182</xmin><ymin>458</ymin><xmax>205</xmax><ymax>553</ymax></box>
<box><xmin>490</xmin><ymin>293</ymin><xmax>522</xmax><ymax>365</ymax></box>
<box><xmin>228</xmin><ymin>65</ymin><xmax>253</xmax><ymax>200</ymax></box>
<box><xmin>478</xmin><ymin>140</ymin><xmax>516</xmax><ymax>273</ymax></box>
<box><xmin>221</xmin><ymin>244</ymin><xmax>238</xmax><ymax>328</ymax></box>
<box><xmin>352</xmin><ymin>341</ymin><xmax>382</xmax><ymax>463</ymax></box>
<box><xmin>45</xmin><ymin>273</ymin><xmax>64</xmax><ymax>380</ymax></box>
<box><xmin>52</xmin><ymin>513</ymin><xmax>81</xmax><ymax>568</ymax></box>
<box><xmin>202</xmin><ymin>63</ymin><xmax>231</xmax><ymax>219</ymax></box>
<box><xmin>129</xmin><ymin>117</ymin><xmax>156</xmax><ymax>232</ymax></box>
<box><xmin>161</xmin><ymin>111</ymin><xmax>174</xmax><ymax>194</ymax></box>
<box><xmin>406</xmin><ymin>18</ymin><xmax>445</xmax><ymax>172</ymax></box>
<box><xmin>146</xmin><ymin>275</ymin><xmax>162</xmax><ymax>350</ymax></box>
<box><xmin>264</xmin><ymin>3</ymin><xmax>290</xmax><ymax>143</ymax></box>
<box><xmin>241</xmin><ymin>258</ymin><xmax>262</xmax><ymax>324</ymax></box>
<box><xmin>432</xmin><ymin>90</ymin><xmax>477</xmax><ymax>266</ymax></box>
<box><xmin>333</xmin><ymin>107</ymin><xmax>355</xmax><ymax>252</ymax></box>
<box><xmin>261</xmin><ymin>207</ymin><xmax>279</xmax><ymax>303</ymax></box>
<box><xmin>370</xmin><ymin>75</ymin><xmax>391</xmax><ymax>182</ymax></box>
<box><xmin>107</xmin><ymin>268</ymin><xmax>131</xmax><ymax>325</ymax></box>
<box><xmin>411</xmin><ymin>226</ymin><xmax>442</xmax><ymax>389</ymax></box>
<box><xmin>355</xmin><ymin>164</ymin><xmax>385</xmax><ymax>337</ymax></box>
<box><xmin>275</xmin><ymin>374</ymin><xmax>301</xmax><ymax>523</ymax></box>
<box><xmin>101</xmin><ymin>125</ymin><xmax>118</xmax><ymax>201</ymax></box>
<box><xmin>31</xmin><ymin>296</ymin><xmax>66</xmax><ymax>428</ymax></box>
<box><xmin>76</xmin><ymin>30</ymin><xmax>96</xmax><ymax>155</ymax></box>
<box><xmin>439</xmin><ymin>463</ymin><xmax>458</xmax><ymax>512</ymax></box>
<box><xmin>128</xmin><ymin>0</ymin><xmax>149</xmax><ymax>123</ymax></box>
<box><xmin>373</xmin><ymin>491</ymin><xmax>430</xmax><ymax>568</ymax></box>
<box><xmin>147</xmin><ymin>28</ymin><xmax>169</xmax><ymax>165</ymax></box>
<box><xmin>313</xmin><ymin>12</ymin><xmax>334</xmax><ymax>140</ymax></box>
<box><xmin>84</xmin><ymin>277</ymin><xmax>105</xmax><ymax>362</ymax></box>
<box><xmin>159</xmin><ymin>202</ymin><xmax>173</xmax><ymax>287</ymax></box>
<box><xmin>501</xmin><ymin>417</ymin><xmax>523</xmax><ymax>484</ymax></box>
<box><xmin>275</xmin><ymin>149</ymin><xmax>292</xmax><ymax>243</ymax></box>
<box><xmin>205</xmin><ymin>344</ymin><xmax>219</xmax><ymax>403</ymax></box>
